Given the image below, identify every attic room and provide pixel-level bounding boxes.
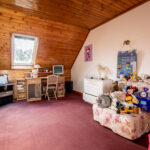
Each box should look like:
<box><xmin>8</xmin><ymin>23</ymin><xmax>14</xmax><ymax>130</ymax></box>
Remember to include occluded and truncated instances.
<box><xmin>0</xmin><ymin>0</ymin><xmax>150</xmax><ymax>150</ymax></box>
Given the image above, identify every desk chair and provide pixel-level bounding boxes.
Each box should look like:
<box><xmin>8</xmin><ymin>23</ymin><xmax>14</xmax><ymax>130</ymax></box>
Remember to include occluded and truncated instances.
<box><xmin>46</xmin><ymin>75</ymin><xmax>58</xmax><ymax>100</ymax></box>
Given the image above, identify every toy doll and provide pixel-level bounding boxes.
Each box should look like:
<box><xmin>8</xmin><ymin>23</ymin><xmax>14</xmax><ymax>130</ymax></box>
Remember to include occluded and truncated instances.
<box><xmin>136</xmin><ymin>88</ymin><xmax>150</xmax><ymax>112</ymax></box>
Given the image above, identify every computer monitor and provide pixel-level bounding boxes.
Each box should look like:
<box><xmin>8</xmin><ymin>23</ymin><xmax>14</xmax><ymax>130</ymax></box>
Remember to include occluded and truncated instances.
<box><xmin>53</xmin><ymin>65</ymin><xmax>64</xmax><ymax>75</ymax></box>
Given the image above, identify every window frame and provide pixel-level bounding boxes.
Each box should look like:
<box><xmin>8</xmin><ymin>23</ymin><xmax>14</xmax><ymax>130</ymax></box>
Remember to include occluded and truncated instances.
<box><xmin>11</xmin><ymin>33</ymin><xmax>39</xmax><ymax>69</ymax></box>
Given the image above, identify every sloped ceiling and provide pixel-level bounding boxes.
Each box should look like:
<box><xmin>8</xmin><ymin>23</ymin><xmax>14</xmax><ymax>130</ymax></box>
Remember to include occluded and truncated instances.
<box><xmin>0</xmin><ymin>0</ymin><xmax>148</xmax><ymax>81</ymax></box>
<box><xmin>0</xmin><ymin>0</ymin><xmax>147</xmax><ymax>29</ymax></box>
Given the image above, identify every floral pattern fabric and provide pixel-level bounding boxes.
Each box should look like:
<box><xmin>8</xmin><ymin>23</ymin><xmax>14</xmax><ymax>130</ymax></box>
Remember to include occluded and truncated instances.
<box><xmin>93</xmin><ymin>104</ymin><xmax>150</xmax><ymax>140</ymax></box>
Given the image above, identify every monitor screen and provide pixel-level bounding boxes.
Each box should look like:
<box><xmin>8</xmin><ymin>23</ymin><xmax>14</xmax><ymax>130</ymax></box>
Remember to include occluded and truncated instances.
<box><xmin>53</xmin><ymin>65</ymin><xmax>64</xmax><ymax>75</ymax></box>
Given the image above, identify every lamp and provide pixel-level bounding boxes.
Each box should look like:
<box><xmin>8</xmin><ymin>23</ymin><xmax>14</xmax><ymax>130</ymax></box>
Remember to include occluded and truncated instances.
<box><xmin>34</xmin><ymin>64</ymin><xmax>41</xmax><ymax>72</ymax></box>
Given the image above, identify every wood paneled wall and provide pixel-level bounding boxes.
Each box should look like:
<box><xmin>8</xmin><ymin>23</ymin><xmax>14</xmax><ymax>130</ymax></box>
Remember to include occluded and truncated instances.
<box><xmin>0</xmin><ymin>7</ymin><xmax>89</xmax><ymax>82</ymax></box>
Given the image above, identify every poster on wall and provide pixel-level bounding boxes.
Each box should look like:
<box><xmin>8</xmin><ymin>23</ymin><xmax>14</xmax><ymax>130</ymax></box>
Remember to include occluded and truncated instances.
<box><xmin>84</xmin><ymin>44</ymin><xmax>92</xmax><ymax>62</ymax></box>
<box><xmin>117</xmin><ymin>50</ymin><xmax>137</xmax><ymax>78</ymax></box>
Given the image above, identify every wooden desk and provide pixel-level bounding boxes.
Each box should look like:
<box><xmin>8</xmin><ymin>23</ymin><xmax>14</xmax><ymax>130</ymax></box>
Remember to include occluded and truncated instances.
<box><xmin>17</xmin><ymin>75</ymin><xmax>65</xmax><ymax>102</ymax></box>
<box><xmin>25</xmin><ymin>76</ymin><xmax>65</xmax><ymax>101</ymax></box>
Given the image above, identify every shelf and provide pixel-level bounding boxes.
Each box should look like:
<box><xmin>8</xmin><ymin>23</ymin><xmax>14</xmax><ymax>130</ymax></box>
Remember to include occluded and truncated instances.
<box><xmin>16</xmin><ymin>79</ymin><xmax>27</xmax><ymax>101</ymax></box>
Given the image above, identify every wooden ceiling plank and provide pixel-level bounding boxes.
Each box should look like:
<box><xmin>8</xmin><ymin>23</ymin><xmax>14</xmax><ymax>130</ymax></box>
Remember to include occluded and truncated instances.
<box><xmin>91</xmin><ymin>0</ymin><xmax>149</xmax><ymax>29</ymax></box>
<box><xmin>0</xmin><ymin>0</ymin><xmax>146</xmax><ymax>29</ymax></box>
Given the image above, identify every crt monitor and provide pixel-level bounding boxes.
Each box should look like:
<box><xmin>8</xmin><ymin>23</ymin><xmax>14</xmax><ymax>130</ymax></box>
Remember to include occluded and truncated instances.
<box><xmin>53</xmin><ymin>65</ymin><xmax>64</xmax><ymax>75</ymax></box>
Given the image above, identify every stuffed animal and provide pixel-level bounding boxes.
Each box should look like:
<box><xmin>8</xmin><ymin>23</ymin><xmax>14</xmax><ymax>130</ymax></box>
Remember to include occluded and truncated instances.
<box><xmin>116</xmin><ymin>86</ymin><xmax>140</xmax><ymax>114</ymax></box>
<box><xmin>96</xmin><ymin>95</ymin><xmax>111</xmax><ymax>108</ymax></box>
<box><xmin>116</xmin><ymin>101</ymin><xmax>140</xmax><ymax>114</ymax></box>
<box><xmin>136</xmin><ymin>88</ymin><xmax>150</xmax><ymax>112</ymax></box>
<box><xmin>125</xmin><ymin>86</ymin><xmax>138</xmax><ymax>102</ymax></box>
<box><xmin>131</xmin><ymin>71</ymin><xmax>137</xmax><ymax>82</ymax></box>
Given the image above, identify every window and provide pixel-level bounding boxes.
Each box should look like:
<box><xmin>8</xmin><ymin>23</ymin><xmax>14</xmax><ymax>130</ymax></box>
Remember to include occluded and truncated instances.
<box><xmin>11</xmin><ymin>34</ymin><xmax>39</xmax><ymax>69</ymax></box>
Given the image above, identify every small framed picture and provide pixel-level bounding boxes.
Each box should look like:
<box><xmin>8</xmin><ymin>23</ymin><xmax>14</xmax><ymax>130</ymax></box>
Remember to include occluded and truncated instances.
<box><xmin>84</xmin><ymin>44</ymin><xmax>92</xmax><ymax>62</ymax></box>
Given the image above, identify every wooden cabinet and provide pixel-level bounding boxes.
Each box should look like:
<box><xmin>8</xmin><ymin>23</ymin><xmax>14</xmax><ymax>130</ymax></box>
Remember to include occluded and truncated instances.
<box><xmin>26</xmin><ymin>78</ymin><xmax>41</xmax><ymax>102</ymax></box>
<box><xmin>16</xmin><ymin>79</ymin><xmax>26</xmax><ymax>100</ymax></box>
<box><xmin>57</xmin><ymin>76</ymin><xmax>65</xmax><ymax>97</ymax></box>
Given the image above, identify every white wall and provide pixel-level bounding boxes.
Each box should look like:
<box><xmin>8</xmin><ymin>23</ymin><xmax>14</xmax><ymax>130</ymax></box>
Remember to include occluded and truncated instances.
<box><xmin>71</xmin><ymin>1</ymin><xmax>150</xmax><ymax>93</ymax></box>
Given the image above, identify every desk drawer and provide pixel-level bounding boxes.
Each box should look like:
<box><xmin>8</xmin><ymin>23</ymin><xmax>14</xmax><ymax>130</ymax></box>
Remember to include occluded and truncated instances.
<box><xmin>27</xmin><ymin>78</ymin><xmax>41</xmax><ymax>84</ymax></box>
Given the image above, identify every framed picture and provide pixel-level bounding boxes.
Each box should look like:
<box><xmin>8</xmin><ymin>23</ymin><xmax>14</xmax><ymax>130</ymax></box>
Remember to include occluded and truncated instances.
<box><xmin>117</xmin><ymin>50</ymin><xmax>137</xmax><ymax>78</ymax></box>
<box><xmin>84</xmin><ymin>44</ymin><xmax>92</xmax><ymax>61</ymax></box>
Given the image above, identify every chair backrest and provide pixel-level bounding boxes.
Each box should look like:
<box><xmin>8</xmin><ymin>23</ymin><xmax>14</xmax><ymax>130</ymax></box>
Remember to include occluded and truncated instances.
<box><xmin>47</xmin><ymin>75</ymin><xmax>58</xmax><ymax>86</ymax></box>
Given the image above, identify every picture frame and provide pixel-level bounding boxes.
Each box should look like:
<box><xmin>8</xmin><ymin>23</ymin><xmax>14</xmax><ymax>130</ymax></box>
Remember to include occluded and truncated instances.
<box><xmin>84</xmin><ymin>44</ymin><xmax>92</xmax><ymax>62</ymax></box>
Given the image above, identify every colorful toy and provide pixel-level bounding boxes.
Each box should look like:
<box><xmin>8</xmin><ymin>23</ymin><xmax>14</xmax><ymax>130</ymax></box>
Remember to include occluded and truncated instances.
<box><xmin>131</xmin><ymin>71</ymin><xmax>137</xmax><ymax>82</ymax></box>
<box><xmin>125</xmin><ymin>86</ymin><xmax>138</xmax><ymax>102</ymax></box>
<box><xmin>116</xmin><ymin>86</ymin><xmax>140</xmax><ymax>114</ymax></box>
<box><xmin>116</xmin><ymin>101</ymin><xmax>140</xmax><ymax>114</ymax></box>
<box><xmin>136</xmin><ymin>88</ymin><xmax>150</xmax><ymax>112</ymax></box>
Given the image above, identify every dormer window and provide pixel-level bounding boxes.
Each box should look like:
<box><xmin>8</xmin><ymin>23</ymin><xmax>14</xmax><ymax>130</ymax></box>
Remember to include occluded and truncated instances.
<box><xmin>11</xmin><ymin>34</ymin><xmax>39</xmax><ymax>69</ymax></box>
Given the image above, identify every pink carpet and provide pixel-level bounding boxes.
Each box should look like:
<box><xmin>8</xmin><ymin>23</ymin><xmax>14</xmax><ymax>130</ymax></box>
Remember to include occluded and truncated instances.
<box><xmin>0</xmin><ymin>93</ymin><xmax>148</xmax><ymax>150</ymax></box>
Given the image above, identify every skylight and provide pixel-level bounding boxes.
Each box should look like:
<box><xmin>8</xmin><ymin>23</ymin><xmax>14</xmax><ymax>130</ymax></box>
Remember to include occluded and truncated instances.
<box><xmin>11</xmin><ymin>34</ymin><xmax>39</xmax><ymax>69</ymax></box>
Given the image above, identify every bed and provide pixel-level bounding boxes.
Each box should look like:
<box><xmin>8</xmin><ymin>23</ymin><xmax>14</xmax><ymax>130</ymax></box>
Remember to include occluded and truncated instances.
<box><xmin>92</xmin><ymin>81</ymin><xmax>150</xmax><ymax>140</ymax></box>
<box><xmin>93</xmin><ymin>104</ymin><xmax>150</xmax><ymax>140</ymax></box>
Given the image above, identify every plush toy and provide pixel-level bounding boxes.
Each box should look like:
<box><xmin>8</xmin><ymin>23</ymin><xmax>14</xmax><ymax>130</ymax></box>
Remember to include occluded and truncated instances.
<box><xmin>125</xmin><ymin>86</ymin><xmax>138</xmax><ymax>103</ymax></box>
<box><xmin>131</xmin><ymin>71</ymin><xmax>137</xmax><ymax>82</ymax></box>
<box><xmin>96</xmin><ymin>95</ymin><xmax>111</xmax><ymax>108</ymax></box>
<box><xmin>116</xmin><ymin>86</ymin><xmax>140</xmax><ymax>114</ymax></box>
<box><xmin>136</xmin><ymin>88</ymin><xmax>150</xmax><ymax>112</ymax></box>
<box><xmin>116</xmin><ymin>101</ymin><xmax>140</xmax><ymax>114</ymax></box>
